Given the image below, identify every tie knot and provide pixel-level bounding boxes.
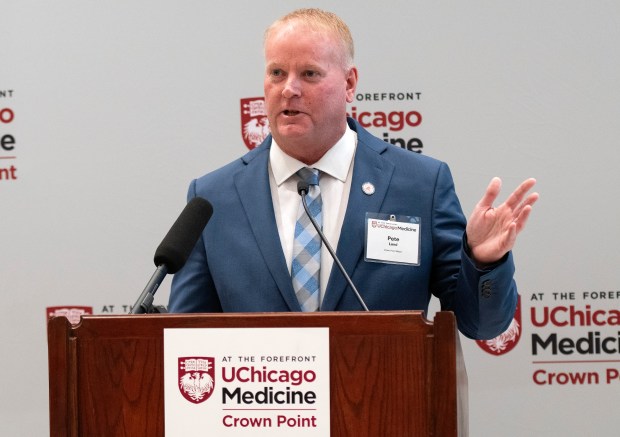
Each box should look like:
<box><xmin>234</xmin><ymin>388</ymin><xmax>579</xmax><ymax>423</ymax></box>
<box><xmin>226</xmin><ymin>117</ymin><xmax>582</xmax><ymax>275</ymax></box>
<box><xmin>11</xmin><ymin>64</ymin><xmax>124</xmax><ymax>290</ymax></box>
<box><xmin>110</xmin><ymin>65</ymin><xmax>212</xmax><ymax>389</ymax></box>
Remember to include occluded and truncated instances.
<box><xmin>297</xmin><ymin>167</ymin><xmax>320</xmax><ymax>186</ymax></box>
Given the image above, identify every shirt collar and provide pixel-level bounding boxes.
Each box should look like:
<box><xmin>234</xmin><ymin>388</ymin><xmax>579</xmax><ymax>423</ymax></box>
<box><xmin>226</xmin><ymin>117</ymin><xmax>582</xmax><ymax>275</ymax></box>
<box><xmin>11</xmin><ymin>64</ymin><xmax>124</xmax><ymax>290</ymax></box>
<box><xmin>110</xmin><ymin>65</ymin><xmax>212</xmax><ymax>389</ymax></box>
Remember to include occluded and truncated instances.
<box><xmin>269</xmin><ymin>125</ymin><xmax>357</xmax><ymax>186</ymax></box>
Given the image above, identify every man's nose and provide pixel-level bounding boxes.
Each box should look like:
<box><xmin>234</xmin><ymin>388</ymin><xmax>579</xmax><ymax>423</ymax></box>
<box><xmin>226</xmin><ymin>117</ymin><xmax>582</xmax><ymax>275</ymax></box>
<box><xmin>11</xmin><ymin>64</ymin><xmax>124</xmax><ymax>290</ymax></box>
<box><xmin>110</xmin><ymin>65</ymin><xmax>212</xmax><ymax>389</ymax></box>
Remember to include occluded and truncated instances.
<box><xmin>282</xmin><ymin>75</ymin><xmax>301</xmax><ymax>98</ymax></box>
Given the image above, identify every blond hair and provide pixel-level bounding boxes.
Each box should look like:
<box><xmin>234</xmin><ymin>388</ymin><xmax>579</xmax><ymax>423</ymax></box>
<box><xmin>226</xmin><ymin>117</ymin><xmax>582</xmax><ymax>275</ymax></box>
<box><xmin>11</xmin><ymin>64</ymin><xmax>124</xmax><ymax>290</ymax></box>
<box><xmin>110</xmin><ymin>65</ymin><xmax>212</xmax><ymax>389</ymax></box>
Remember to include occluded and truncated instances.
<box><xmin>264</xmin><ymin>8</ymin><xmax>355</xmax><ymax>68</ymax></box>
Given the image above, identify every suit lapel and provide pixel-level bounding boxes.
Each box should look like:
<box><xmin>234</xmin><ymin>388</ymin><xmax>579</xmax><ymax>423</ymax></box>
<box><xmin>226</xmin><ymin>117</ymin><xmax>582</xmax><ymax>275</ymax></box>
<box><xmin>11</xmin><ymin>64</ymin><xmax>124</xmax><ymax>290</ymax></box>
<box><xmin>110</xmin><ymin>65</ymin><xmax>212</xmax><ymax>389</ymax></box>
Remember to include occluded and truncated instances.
<box><xmin>321</xmin><ymin>132</ymin><xmax>395</xmax><ymax>310</ymax></box>
<box><xmin>233</xmin><ymin>140</ymin><xmax>301</xmax><ymax>311</ymax></box>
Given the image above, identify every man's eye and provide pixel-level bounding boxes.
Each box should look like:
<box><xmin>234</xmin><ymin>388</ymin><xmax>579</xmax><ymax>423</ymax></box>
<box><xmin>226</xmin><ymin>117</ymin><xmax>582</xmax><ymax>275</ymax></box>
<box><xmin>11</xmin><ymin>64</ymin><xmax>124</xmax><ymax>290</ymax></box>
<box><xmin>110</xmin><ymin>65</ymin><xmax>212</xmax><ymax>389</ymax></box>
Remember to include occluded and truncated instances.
<box><xmin>304</xmin><ymin>71</ymin><xmax>318</xmax><ymax>78</ymax></box>
<box><xmin>271</xmin><ymin>69</ymin><xmax>283</xmax><ymax>77</ymax></box>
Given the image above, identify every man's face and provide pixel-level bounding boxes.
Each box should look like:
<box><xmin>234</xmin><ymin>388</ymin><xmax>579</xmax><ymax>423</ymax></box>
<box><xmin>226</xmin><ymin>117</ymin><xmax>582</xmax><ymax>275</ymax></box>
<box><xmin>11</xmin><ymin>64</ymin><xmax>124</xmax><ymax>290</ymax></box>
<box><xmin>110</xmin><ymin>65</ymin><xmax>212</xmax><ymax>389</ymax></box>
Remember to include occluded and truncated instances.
<box><xmin>264</xmin><ymin>21</ymin><xmax>357</xmax><ymax>163</ymax></box>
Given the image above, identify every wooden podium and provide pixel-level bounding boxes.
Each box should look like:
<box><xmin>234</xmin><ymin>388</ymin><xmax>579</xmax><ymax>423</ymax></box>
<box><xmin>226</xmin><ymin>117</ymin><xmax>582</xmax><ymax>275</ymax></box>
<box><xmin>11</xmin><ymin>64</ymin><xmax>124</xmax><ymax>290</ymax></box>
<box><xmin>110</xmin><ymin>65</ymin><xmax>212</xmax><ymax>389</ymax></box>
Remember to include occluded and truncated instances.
<box><xmin>48</xmin><ymin>311</ymin><xmax>468</xmax><ymax>436</ymax></box>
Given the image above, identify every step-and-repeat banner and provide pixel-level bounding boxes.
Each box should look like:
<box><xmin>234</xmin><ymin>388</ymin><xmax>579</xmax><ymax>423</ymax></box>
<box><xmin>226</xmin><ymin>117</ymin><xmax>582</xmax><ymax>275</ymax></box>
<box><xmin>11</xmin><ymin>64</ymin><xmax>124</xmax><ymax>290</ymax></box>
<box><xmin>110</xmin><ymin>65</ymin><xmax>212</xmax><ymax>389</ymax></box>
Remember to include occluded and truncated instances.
<box><xmin>2</xmin><ymin>2</ymin><xmax>619</xmax><ymax>435</ymax></box>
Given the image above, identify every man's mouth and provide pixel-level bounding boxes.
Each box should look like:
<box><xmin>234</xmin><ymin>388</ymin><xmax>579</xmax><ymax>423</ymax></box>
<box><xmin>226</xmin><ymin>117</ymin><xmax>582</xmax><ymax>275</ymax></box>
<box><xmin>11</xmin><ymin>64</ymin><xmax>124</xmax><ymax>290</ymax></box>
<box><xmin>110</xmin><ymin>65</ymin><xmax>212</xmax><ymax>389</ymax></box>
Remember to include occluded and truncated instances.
<box><xmin>283</xmin><ymin>110</ymin><xmax>301</xmax><ymax>116</ymax></box>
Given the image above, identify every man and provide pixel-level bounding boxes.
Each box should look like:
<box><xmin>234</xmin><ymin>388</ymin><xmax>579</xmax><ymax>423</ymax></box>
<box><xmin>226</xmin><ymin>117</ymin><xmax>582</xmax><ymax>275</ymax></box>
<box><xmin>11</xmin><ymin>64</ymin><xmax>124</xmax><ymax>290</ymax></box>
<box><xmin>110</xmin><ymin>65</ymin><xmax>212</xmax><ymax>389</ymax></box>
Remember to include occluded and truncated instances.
<box><xmin>168</xmin><ymin>8</ymin><xmax>538</xmax><ymax>340</ymax></box>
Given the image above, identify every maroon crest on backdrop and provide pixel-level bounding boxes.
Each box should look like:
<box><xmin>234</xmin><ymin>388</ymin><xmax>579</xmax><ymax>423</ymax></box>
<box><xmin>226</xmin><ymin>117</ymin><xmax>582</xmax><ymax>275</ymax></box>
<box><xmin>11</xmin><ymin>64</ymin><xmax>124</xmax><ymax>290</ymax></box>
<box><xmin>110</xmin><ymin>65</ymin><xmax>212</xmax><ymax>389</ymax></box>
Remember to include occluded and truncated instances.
<box><xmin>46</xmin><ymin>306</ymin><xmax>93</xmax><ymax>325</ymax></box>
<box><xmin>178</xmin><ymin>357</ymin><xmax>216</xmax><ymax>404</ymax></box>
<box><xmin>476</xmin><ymin>294</ymin><xmax>522</xmax><ymax>355</ymax></box>
<box><xmin>240</xmin><ymin>97</ymin><xmax>270</xmax><ymax>150</ymax></box>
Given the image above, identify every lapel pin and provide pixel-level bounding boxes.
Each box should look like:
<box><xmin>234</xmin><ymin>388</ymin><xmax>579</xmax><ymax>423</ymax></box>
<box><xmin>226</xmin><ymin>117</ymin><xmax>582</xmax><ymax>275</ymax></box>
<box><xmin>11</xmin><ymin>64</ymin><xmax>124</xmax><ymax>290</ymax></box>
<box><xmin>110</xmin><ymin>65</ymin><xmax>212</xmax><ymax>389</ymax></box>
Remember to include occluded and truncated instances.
<box><xmin>362</xmin><ymin>182</ymin><xmax>375</xmax><ymax>195</ymax></box>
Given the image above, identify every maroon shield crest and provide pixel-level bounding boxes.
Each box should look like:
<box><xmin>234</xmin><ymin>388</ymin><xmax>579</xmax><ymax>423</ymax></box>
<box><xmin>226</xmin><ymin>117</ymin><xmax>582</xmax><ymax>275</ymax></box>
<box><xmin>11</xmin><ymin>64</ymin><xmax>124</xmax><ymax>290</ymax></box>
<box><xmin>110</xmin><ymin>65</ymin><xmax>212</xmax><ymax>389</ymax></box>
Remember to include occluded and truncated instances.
<box><xmin>476</xmin><ymin>294</ymin><xmax>522</xmax><ymax>355</ymax></box>
<box><xmin>178</xmin><ymin>357</ymin><xmax>215</xmax><ymax>404</ymax></box>
<box><xmin>240</xmin><ymin>97</ymin><xmax>270</xmax><ymax>150</ymax></box>
<box><xmin>46</xmin><ymin>306</ymin><xmax>93</xmax><ymax>325</ymax></box>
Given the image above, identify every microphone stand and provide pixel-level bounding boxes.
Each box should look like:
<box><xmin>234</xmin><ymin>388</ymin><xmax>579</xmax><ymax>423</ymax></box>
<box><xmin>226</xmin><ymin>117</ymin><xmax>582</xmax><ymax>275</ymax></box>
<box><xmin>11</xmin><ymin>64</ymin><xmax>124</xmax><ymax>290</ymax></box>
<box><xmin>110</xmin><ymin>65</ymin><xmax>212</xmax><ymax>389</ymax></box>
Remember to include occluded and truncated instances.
<box><xmin>130</xmin><ymin>265</ymin><xmax>168</xmax><ymax>314</ymax></box>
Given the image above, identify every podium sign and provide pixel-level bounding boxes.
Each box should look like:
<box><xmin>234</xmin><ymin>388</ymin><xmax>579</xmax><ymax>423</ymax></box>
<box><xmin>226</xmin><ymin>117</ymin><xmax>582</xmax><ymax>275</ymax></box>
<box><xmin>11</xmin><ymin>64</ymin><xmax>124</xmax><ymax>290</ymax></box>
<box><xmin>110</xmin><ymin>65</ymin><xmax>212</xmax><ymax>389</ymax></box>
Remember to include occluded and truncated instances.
<box><xmin>164</xmin><ymin>328</ymin><xmax>330</xmax><ymax>436</ymax></box>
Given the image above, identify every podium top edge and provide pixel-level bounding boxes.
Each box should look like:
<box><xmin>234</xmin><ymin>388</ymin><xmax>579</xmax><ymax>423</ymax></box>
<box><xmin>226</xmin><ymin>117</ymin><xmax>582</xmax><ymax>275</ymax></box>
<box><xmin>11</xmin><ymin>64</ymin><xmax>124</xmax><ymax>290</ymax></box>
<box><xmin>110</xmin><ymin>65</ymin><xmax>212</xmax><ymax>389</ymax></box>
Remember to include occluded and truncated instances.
<box><xmin>76</xmin><ymin>310</ymin><xmax>440</xmax><ymax>320</ymax></box>
<box><xmin>66</xmin><ymin>310</ymin><xmax>456</xmax><ymax>329</ymax></box>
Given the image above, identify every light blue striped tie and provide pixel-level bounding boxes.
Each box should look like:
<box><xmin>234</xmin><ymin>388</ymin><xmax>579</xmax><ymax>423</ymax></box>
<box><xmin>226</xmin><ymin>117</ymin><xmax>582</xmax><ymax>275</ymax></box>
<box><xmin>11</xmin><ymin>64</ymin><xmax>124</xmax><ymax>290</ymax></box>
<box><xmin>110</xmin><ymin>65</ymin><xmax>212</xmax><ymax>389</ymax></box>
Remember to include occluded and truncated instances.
<box><xmin>291</xmin><ymin>168</ymin><xmax>322</xmax><ymax>312</ymax></box>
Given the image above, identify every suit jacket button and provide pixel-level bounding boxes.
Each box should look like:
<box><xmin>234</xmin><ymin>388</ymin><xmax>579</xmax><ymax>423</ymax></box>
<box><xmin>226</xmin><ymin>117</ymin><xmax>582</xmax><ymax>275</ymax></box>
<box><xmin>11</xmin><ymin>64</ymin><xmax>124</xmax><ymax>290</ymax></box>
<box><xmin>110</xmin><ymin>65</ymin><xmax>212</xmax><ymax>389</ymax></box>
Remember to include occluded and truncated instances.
<box><xmin>481</xmin><ymin>281</ymin><xmax>492</xmax><ymax>298</ymax></box>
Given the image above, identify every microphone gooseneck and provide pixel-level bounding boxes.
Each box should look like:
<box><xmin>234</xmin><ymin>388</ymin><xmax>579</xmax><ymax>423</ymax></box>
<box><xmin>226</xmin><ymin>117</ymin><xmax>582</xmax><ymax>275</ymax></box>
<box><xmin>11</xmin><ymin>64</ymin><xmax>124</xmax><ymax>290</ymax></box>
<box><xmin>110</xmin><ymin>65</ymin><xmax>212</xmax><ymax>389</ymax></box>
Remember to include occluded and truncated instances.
<box><xmin>297</xmin><ymin>181</ymin><xmax>370</xmax><ymax>311</ymax></box>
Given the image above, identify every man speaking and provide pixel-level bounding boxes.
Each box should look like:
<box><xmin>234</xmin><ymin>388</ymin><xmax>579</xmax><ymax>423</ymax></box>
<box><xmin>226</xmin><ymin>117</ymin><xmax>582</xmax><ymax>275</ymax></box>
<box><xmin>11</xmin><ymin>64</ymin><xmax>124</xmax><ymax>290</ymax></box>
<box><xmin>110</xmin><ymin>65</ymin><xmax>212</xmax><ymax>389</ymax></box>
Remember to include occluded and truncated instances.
<box><xmin>167</xmin><ymin>8</ymin><xmax>538</xmax><ymax>340</ymax></box>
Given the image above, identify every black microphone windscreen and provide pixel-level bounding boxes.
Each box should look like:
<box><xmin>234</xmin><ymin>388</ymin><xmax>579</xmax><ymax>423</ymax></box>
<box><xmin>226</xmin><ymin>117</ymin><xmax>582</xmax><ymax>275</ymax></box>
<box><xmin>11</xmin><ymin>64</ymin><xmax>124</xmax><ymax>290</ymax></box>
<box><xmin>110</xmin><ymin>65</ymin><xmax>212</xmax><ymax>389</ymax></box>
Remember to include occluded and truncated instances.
<box><xmin>153</xmin><ymin>197</ymin><xmax>213</xmax><ymax>273</ymax></box>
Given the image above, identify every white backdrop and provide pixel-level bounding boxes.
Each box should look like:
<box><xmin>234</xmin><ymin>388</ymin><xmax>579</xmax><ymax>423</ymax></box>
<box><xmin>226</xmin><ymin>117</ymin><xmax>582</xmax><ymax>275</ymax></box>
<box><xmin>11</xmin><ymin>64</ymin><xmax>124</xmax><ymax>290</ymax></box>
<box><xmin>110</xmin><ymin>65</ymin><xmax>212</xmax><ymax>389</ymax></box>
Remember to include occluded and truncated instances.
<box><xmin>2</xmin><ymin>1</ymin><xmax>619</xmax><ymax>435</ymax></box>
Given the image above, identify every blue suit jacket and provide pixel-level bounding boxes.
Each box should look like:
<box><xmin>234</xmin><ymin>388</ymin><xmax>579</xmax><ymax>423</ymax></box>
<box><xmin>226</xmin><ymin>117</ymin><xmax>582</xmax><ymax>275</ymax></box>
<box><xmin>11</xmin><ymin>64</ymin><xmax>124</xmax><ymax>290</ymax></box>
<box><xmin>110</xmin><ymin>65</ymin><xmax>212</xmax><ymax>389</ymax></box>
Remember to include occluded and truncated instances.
<box><xmin>169</xmin><ymin>118</ymin><xmax>517</xmax><ymax>339</ymax></box>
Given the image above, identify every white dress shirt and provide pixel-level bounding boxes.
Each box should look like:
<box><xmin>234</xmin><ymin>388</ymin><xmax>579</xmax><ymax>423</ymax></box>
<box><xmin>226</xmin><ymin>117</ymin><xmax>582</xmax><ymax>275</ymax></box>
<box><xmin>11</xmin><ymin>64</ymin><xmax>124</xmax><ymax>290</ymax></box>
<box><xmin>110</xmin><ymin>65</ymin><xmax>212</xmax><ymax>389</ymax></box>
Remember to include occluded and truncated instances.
<box><xmin>268</xmin><ymin>126</ymin><xmax>357</xmax><ymax>306</ymax></box>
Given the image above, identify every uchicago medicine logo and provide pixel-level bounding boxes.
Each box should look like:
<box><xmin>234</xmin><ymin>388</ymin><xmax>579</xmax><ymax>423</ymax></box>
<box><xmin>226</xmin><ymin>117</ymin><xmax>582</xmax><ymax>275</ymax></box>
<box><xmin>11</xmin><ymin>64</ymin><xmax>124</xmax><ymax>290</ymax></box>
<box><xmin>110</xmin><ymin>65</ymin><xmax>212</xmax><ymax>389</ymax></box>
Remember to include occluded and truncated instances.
<box><xmin>240</xmin><ymin>97</ymin><xmax>270</xmax><ymax>150</ymax></box>
<box><xmin>46</xmin><ymin>306</ymin><xmax>93</xmax><ymax>325</ymax></box>
<box><xmin>239</xmin><ymin>91</ymin><xmax>424</xmax><ymax>153</ymax></box>
<box><xmin>178</xmin><ymin>357</ymin><xmax>216</xmax><ymax>404</ymax></box>
<box><xmin>1</xmin><ymin>89</ymin><xmax>17</xmax><ymax>181</ymax></box>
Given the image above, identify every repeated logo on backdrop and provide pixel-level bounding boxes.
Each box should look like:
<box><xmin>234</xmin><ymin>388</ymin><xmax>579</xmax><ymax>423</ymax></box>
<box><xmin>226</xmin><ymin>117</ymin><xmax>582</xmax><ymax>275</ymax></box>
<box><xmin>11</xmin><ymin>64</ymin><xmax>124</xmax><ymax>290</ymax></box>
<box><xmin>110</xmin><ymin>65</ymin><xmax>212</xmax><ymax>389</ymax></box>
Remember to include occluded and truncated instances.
<box><xmin>528</xmin><ymin>290</ymin><xmax>620</xmax><ymax>386</ymax></box>
<box><xmin>46</xmin><ymin>306</ymin><xmax>94</xmax><ymax>325</ymax></box>
<box><xmin>240</xmin><ymin>97</ymin><xmax>270</xmax><ymax>150</ymax></box>
<box><xmin>349</xmin><ymin>91</ymin><xmax>424</xmax><ymax>153</ymax></box>
<box><xmin>0</xmin><ymin>89</ymin><xmax>17</xmax><ymax>182</ymax></box>
<box><xmin>477</xmin><ymin>290</ymin><xmax>620</xmax><ymax>387</ymax></box>
<box><xmin>239</xmin><ymin>90</ymin><xmax>424</xmax><ymax>153</ymax></box>
<box><xmin>45</xmin><ymin>304</ymin><xmax>136</xmax><ymax>327</ymax></box>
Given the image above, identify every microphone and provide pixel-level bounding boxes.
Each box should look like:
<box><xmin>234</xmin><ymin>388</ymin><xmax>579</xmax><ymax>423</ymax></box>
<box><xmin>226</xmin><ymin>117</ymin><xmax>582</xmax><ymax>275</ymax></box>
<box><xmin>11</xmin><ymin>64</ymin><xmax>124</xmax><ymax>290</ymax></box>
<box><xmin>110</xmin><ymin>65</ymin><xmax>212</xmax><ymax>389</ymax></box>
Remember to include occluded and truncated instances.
<box><xmin>297</xmin><ymin>181</ymin><xmax>369</xmax><ymax>311</ymax></box>
<box><xmin>131</xmin><ymin>197</ymin><xmax>214</xmax><ymax>314</ymax></box>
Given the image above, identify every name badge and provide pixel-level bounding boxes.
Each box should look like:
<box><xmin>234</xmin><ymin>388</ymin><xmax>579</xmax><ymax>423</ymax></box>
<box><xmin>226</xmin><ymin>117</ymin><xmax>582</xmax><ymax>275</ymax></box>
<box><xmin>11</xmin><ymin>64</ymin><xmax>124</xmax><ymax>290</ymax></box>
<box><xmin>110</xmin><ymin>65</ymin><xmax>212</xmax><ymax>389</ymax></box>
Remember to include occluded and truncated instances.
<box><xmin>365</xmin><ymin>213</ymin><xmax>420</xmax><ymax>265</ymax></box>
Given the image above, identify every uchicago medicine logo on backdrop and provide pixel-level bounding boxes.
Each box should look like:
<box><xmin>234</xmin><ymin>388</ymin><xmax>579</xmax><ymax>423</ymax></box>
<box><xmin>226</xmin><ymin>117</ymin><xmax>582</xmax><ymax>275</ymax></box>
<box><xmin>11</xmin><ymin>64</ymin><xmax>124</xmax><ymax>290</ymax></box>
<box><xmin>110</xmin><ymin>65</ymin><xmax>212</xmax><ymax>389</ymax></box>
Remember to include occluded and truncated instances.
<box><xmin>240</xmin><ymin>97</ymin><xmax>270</xmax><ymax>150</ymax></box>
<box><xmin>476</xmin><ymin>290</ymin><xmax>620</xmax><ymax>388</ymax></box>
<box><xmin>528</xmin><ymin>289</ymin><xmax>620</xmax><ymax>386</ymax></box>
<box><xmin>239</xmin><ymin>90</ymin><xmax>424</xmax><ymax>152</ymax></box>
<box><xmin>46</xmin><ymin>306</ymin><xmax>94</xmax><ymax>325</ymax></box>
<box><xmin>0</xmin><ymin>88</ymin><xmax>17</xmax><ymax>182</ymax></box>
<box><xmin>349</xmin><ymin>91</ymin><xmax>424</xmax><ymax>153</ymax></box>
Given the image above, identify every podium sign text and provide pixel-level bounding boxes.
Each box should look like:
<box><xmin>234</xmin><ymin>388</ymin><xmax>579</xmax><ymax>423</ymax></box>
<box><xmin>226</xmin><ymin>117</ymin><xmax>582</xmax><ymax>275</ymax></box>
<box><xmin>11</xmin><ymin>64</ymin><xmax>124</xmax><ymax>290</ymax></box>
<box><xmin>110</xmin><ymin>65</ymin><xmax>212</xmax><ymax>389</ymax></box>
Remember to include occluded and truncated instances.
<box><xmin>164</xmin><ymin>327</ymin><xmax>330</xmax><ymax>436</ymax></box>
